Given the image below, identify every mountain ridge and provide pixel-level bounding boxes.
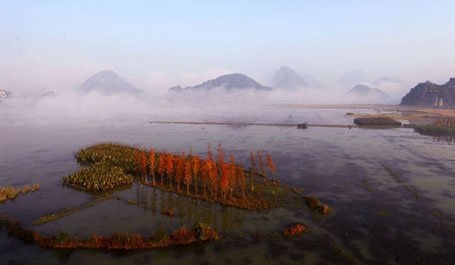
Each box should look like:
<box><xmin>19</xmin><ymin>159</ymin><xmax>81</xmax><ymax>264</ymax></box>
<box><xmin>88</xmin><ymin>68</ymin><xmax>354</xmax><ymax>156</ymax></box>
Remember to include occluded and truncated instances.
<box><xmin>170</xmin><ymin>73</ymin><xmax>271</xmax><ymax>91</ymax></box>
<box><xmin>400</xmin><ymin>77</ymin><xmax>455</xmax><ymax>107</ymax></box>
<box><xmin>78</xmin><ymin>70</ymin><xmax>141</xmax><ymax>94</ymax></box>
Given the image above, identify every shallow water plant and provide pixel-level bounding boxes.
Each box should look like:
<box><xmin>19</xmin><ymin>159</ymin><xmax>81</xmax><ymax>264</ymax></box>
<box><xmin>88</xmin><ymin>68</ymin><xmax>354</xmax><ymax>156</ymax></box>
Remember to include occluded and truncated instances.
<box><xmin>2</xmin><ymin>214</ymin><xmax>220</xmax><ymax>250</ymax></box>
<box><xmin>63</xmin><ymin>163</ymin><xmax>133</xmax><ymax>192</ymax></box>
<box><xmin>354</xmin><ymin>117</ymin><xmax>401</xmax><ymax>127</ymax></box>
<box><xmin>0</xmin><ymin>184</ymin><xmax>40</xmax><ymax>203</ymax></box>
<box><xmin>304</xmin><ymin>195</ymin><xmax>331</xmax><ymax>215</ymax></box>
<box><xmin>283</xmin><ymin>224</ymin><xmax>306</xmax><ymax>237</ymax></box>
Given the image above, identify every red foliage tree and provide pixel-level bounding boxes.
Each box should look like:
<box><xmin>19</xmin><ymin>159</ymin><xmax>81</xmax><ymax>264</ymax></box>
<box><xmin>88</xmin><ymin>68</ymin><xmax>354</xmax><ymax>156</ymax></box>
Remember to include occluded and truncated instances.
<box><xmin>238</xmin><ymin>166</ymin><xmax>246</xmax><ymax>198</ymax></box>
<box><xmin>207</xmin><ymin>144</ymin><xmax>213</xmax><ymax>161</ymax></box>
<box><xmin>265</xmin><ymin>154</ymin><xmax>277</xmax><ymax>177</ymax></box>
<box><xmin>249</xmin><ymin>151</ymin><xmax>257</xmax><ymax>173</ymax></box>
<box><xmin>175</xmin><ymin>152</ymin><xmax>185</xmax><ymax>192</ymax></box>
<box><xmin>202</xmin><ymin>160</ymin><xmax>210</xmax><ymax>197</ymax></box>
<box><xmin>184</xmin><ymin>160</ymin><xmax>192</xmax><ymax>194</ymax></box>
<box><xmin>217</xmin><ymin>144</ymin><xmax>225</xmax><ymax>168</ymax></box>
<box><xmin>209</xmin><ymin>160</ymin><xmax>218</xmax><ymax>198</ymax></box>
<box><xmin>257</xmin><ymin>151</ymin><xmax>265</xmax><ymax>177</ymax></box>
<box><xmin>158</xmin><ymin>153</ymin><xmax>166</xmax><ymax>186</ymax></box>
<box><xmin>220</xmin><ymin>164</ymin><xmax>229</xmax><ymax>200</ymax></box>
<box><xmin>192</xmin><ymin>156</ymin><xmax>200</xmax><ymax>195</ymax></box>
<box><xmin>166</xmin><ymin>154</ymin><xmax>174</xmax><ymax>189</ymax></box>
<box><xmin>249</xmin><ymin>151</ymin><xmax>256</xmax><ymax>191</ymax></box>
<box><xmin>149</xmin><ymin>148</ymin><xmax>156</xmax><ymax>185</ymax></box>
<box><xmin>139</xmin><ymin>151</ymin><xmax>147</xmax><ymax>182</ymax></box>
<box><xmin>228</xmin><ymin>154</ymin><xmax>236</xmax><ymax>197</ymax></box>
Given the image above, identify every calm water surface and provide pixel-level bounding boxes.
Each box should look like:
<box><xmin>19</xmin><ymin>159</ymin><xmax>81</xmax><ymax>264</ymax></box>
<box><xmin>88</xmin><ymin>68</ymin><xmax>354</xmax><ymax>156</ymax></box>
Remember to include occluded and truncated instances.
<box><xmin>0</xmin><ymin>106</ymin><xmax>454</xmax><ymax>265</ymax></box>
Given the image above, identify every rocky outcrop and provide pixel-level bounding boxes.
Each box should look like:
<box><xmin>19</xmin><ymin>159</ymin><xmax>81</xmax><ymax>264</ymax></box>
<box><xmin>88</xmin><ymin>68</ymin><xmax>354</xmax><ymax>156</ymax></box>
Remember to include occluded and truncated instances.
<box><xmin>400</xmin><ymin>78</ymin><xmax>455</xmax><ymax>107</ymax></box>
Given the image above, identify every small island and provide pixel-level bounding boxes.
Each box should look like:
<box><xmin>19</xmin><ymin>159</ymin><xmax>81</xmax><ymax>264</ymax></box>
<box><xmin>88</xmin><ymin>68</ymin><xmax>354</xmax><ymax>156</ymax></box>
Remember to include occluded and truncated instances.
<box><xmin>0</xmin><ymin>143</ymin><xmax>331</xmax><ymax>251</ymax></box>
<box><xmin>353</xmin><ymin>117</ymin><xmax>402</xmax><ymax>127</ymax></box>
<box><xmin>63</xmin><ymin>143</ymin><xmax>306</xmax><ymax>210</ymax></box>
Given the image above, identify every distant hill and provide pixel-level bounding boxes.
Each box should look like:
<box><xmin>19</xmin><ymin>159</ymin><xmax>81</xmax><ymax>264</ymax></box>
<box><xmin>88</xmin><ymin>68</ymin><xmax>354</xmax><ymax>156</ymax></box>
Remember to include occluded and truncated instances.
<box><xmin>400</xmin><ymin>77</ymin><xmax>455</xmax><ymax>107</ymax></box>
<box><xmin>337</xmin><ymin>70</ymin><xmax>369</xmax><ymax>88</ymax></box>
<box><xmin>0</xmin><ymin>89</ymin><xmax>13</xmax><ymax>99</ymax></box>
<box><xmin>78</xmin><ymin>70</ymin><xmax>141</xmax><ymax>94</ymax></box>
<box><xmin>273</xmin><ymin>66</ymin><xmax>309</xmax><ymax>89</ymax></box>
<box><xmin>272</xmin><ymin>66</ymin><xmax>324</xmax><ymax>89</ymax></box>
<box><xmin>300</xmin><ymin>72</ymin><xmax>325</xmax><ymax>89</ymax></box>
<box><xmin>346</xmin><ymin>84</ymin><xmax>390</xmax><ymax>103</ymax></box>
<box><xmin>170</xmin><ymin>73</ymin><xmax>271</xmax><ymax>91</ymax></box>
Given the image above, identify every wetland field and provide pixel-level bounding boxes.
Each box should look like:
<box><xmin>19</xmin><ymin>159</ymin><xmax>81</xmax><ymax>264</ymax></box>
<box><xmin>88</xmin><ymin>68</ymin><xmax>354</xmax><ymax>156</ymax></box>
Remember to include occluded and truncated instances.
<box><xmin>1</xmin><ymin>105</ymin><xmax>455</xmax><ymax>265</ymax></box>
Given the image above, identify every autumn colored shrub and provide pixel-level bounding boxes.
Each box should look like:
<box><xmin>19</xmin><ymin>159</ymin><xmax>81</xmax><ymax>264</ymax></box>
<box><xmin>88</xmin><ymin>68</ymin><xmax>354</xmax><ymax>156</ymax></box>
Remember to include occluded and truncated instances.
<box><xmin>283</xmin><ymin>224</ymin><xmax>306</xmax><ymax>237</ymax></box>
<box><xmin>193</xmin><ymin>222</ymin><xmax>220</xmax><ymax>241</ymax></box>
<box><xmin>304</xmin><ymin>196</ymin><xmax>331</xmax><ymax>215</ymax></box>
<box><xmin>1</xmin><ymin>215</ymin><xmax>220</xmax><ymax>251</ymax></box>
<box><xmin>170</xmin><ymin>226</ymin><xmax>197</xmax><ymax>243</ymax></box>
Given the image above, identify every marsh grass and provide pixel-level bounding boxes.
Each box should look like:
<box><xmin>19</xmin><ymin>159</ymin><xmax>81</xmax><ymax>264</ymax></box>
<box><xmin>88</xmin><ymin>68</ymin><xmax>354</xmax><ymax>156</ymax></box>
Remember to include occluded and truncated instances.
<box><xmin>353</xmin><ymin>117</ymin><xmax>402</xmax><ymax>127</ymax></box>
<box><xmin>2</xmin><ymin>213</ymin><xmax>220</xmax><ymax>250</ymax></box>
<box><xmin>0</xmin><ymin>184</ymin><xmax>40</xmax><ymax>203</ymax></box>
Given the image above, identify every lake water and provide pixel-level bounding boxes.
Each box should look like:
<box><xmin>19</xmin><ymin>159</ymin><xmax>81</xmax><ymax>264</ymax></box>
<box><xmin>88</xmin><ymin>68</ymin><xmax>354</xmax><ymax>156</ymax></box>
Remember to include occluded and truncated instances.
<box><xmin>1</xmin><ymin>106</ymin><xmax>454</xmax><ymax>265</ymax></box>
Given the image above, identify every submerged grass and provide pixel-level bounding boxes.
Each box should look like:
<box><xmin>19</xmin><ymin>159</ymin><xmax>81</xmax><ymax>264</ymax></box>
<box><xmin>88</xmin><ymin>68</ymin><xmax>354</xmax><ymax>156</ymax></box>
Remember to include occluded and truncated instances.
<box><xmin>304</xmin><ymin>196</ymin><xmax>332</xmax><ymax>215</ymax></box>
<box><xmin>3</xmin><ymin>213</ymin><xmax>220</xmax><ymax>250</ymax></box>
<box><xmin>0</xmin><ymin>184</ymin><xmax>40</xmax><ymax>203</ymax></box>
<box><xmin>32</xmin><ymin>193</ymin><xmax>112</xmax><ymax>225</ymax></box>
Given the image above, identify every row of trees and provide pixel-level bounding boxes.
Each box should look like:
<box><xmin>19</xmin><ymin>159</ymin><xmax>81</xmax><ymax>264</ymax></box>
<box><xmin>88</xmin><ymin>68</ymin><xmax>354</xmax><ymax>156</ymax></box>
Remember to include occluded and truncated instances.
<box><xmin>137</xmin><ymin>144</ymin><xmax>277</xmax><ymax>201</ymax></box>
<box><xmin>433</xmin><ymin>117</ymin><xmax>455</xmax><ymax>128</ymax></box>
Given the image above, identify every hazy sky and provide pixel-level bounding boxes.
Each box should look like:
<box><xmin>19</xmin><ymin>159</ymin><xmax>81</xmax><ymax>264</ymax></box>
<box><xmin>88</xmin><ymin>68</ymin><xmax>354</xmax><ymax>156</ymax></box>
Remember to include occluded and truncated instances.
<box><xmin>1</xmin><ymin>0</ymin><xmax>455</xmax><ymax>92</ymax></box>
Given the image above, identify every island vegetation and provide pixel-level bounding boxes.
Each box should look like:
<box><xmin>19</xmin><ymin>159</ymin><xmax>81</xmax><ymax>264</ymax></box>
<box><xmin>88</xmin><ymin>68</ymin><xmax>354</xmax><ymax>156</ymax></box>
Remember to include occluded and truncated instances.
<box><xmin>283</xmin><ymin>224</ymin><xmax>306</xmax><ymax>237</ymax></box>
<box><xmin>1</xmin><ymin>214</ymin><xmax>220</xmax><ymax>250</ymax></box>
<box><xmin>0</xmin><ymin>184</ymin><xmax>40</xmax><ymax>203</ymax></box>
<box><xmin>304</xmin><ymin>195</ymin><xmax>332</xmax><ymax>215</ymax></box>
<box><xmin>63</xmin><ymin>143</ymin><xmax>305</xmax><ymax>210</ymax></box>
<box><xmin>0</xmin><ymin>143</ymin><xmax>334</xmax><ymax>251</ymax></box>
<box><xmin>353</xmin><ymin>117</ymin><xmax>402</xmax><ymax>127</ymax></box>
<box><xmin>413</xmin><ymin>117</ymin><xmax>455</xmax><ymax>136</ymax></box>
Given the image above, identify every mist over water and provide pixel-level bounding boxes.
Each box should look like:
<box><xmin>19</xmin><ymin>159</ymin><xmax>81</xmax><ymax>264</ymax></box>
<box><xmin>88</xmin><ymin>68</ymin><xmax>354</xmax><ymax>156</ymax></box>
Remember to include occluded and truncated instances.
<box><xmin>0</xmin><ymin>85</ymin><xmax>402</xmax><ymax>128</ymax></box>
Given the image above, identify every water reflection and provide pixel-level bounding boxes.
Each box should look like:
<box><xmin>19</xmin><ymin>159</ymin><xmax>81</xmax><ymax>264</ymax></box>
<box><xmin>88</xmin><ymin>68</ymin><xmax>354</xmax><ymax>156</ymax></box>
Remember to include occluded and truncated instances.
<box><xmin>432</xmin><ymin>136</ymin><xmax>455</xmax><ymax>144</ymax></box>
<box><xmin>130</xmin><ymin>184</ymin><xmax>246</xmax><ymax>233</ymax></box>
<box><xmin>1</xmin><ymin>107</ymin><xmax>455</xmax><ymax>264</ymax></box>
